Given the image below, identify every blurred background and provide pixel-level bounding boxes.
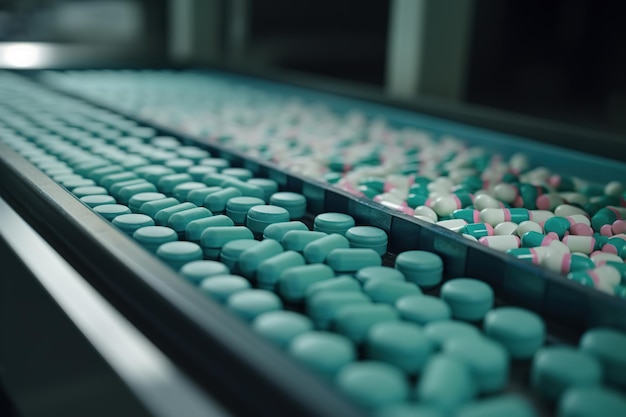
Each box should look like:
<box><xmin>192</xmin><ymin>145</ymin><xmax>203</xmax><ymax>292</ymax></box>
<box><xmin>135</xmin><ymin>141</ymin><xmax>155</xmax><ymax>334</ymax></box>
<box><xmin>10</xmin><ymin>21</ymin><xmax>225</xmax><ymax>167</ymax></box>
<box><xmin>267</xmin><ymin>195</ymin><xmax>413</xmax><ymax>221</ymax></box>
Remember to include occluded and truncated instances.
<box><xmin>0</xmin><ymin>0</ymin><xmax>625</xmax><ymax>140</ymax></box>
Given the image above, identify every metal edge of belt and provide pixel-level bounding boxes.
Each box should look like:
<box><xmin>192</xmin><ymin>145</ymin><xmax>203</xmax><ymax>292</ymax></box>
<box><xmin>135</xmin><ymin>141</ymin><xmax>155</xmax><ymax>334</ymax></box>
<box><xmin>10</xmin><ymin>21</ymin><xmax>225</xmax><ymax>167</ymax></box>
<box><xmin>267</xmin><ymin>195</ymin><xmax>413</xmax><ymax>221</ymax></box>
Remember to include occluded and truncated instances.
<box><xmin>0</xmin><ymin>195</ymin><xmax>232</xmax><ymax>417</ymax></box>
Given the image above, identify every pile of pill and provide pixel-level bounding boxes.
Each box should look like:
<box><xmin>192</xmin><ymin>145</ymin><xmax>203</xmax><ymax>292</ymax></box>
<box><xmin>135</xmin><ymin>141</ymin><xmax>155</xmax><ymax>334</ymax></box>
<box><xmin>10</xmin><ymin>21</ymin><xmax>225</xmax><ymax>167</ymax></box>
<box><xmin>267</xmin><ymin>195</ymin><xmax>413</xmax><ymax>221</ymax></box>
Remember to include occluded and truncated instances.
<box><xmin>3</xmin><ymin>73</ymin><xmax>626</xmax><ymax>417</ymax></box>
<box><xmin>41</xmin><ymin>70</ymin><xmax>626</xmax><ymax>297</ymax></box>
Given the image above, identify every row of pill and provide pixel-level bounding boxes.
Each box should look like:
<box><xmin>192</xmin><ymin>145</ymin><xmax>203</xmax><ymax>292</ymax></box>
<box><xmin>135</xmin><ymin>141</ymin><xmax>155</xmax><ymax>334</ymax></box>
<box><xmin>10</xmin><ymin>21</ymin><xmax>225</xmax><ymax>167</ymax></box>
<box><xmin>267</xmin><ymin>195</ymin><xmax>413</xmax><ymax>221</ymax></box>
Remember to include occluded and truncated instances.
<box><xmin>42</xmin><ymin>71</ymin><xmax>626</xmax><ymax>297</ymax></box>
<box><xmin>2</xmin><ymin>76</ymin><xmax>626</xmax><ymax>417</ymax></box>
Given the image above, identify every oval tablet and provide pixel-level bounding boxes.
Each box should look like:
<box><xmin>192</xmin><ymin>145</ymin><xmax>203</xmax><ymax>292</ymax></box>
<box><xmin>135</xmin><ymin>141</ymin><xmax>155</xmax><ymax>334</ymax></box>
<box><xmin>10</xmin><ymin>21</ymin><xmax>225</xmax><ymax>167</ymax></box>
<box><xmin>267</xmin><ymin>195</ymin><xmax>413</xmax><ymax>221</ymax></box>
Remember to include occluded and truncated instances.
<box><xmin>314</xmin><ymin>212</ymin><xmax>356</xmax><ymax>235</ymax></box>
<box><xmin>356</xmin><ymin>266</ymin><xmax>405</xmax><ymax>284</ymax></box>
<box><xmin>484</xmin><ymin>307</ymin><xmax>545</xmax><ymax>359</ymax></box>
<box><xmin>93</xmin><ymin>203</ymin><xmax>132</xmax><ymax>221</ymax></box>
<box><xmin>416</xmin><ymin>354</ymin><xmax>474</xmax><ymax>414</ymax></box>
<box><xmin>557</xmin><ymin>386</ymin><xmax>626</xmax><ymax>417</ymax></box>
<box><xmin>269</xmin><ymin>192</ymin><xmax>307</xmax><ymax>219</ymax></box>
<box><xmin>226</xmin><ymin>289</ymin><xmax>283</xmax><ymax>322</ymax></box>
<box><xmin>238</xmin><ymin>239</ymin><xmax>284</xmax><ymax>279</ymax></box>
<box><xmin>396</xmin><ymin>295</ymin><xmax>451</xmax><ymax>325</ymax></box>
<box><xmin>198</xmin><ymin>274</ymin><xmax>250</xmax><ymax>303</ymax></box>
<box><xmin>156</xmin><ymin>241</ymin><xmax>203</xmax><ymax>271</ymax></box>
<box><xmin>364</xmin><ymin>279</ymin><xmax>422</xmax><ymax>305</ymax></box>
<box><xmin>440</xmin><ymin>278</ymin><xmax>494</xmax><ymax>321</ymax></box>
<box><xmin>179</xmin><ymin>260</ymin><xmax>230</xmax><ymax>285</ymax></box>
<box><xmin>456</xmin><ymin>395</ymin><xmax>536</xmax><ymax>417</ymax></box>
<box><xmin>345</xmin><ymin>226</ymin><xmax>388</xmax><ymax>255</ymax></box>
<box><xmin>263</xmin><ymin>221</ymin><xmax>309</xmax><ymax>241</ymax></box>
<box><xmin>336</xmin><ymin>361</ymin><xmax>409</xmax><ymax>409</ymax></box>
<box><xmin>112</xmin><ymin>213</ymin><xmax>155</xmax><ymax>236</ymax></box>
<box><xmin>307</xmin><ymin>291</ymin><xmax>371</xmax><ymax>329</ymax></box>
<box><xmin>326</xmin><ymin>248</ymin><xmax>382</xmax><ymax>272</ymax></box>
<box><xmin>423</xmin><ymin>320</ymin><xmax>482</xmax><ymax>350</ymax></box>
<box><xmin>395</xmin><ymin>251</ymin><xmax>443</xmax><ymax>289</ymax></box>
<box><xmin>365</xmin><ymin>321</ymin><xmax>432</xmax><ymax>374</ymax></box>
<box><xmin>580</xmin><ymin>327</ymin><xmax>626</xmax><ymax>389</ymax></box>
<box><xmin>252</xmin><ymin>311</ymin><xmax>314</xmax><ymax>349</ymax></box>
<box><xmin>334</xmin><ymin>303</ymin><xmax>399</xmax><ymax>343</ymax></box>
<box><xmin>288</xmin><ymin>331</ymin><xmax>355</xmax><ymax>379</ymax></box>
<box><xmin>279</xmin><ymin>263</ymin><xmax>335</xmax><ymax>302</ymax></box>
<box><xmin>303</xmin><ymin>233</ymin><xmax>350</xmax><ymax>264</ymax></box>
<box><xmin>219</xmin><ymin>239</ymin><xmax>260</xmax><ymax>274</ymax></box>
<box><xmin>256</xmin><ymin>251</ymin><xmax>306</xmax><ymax>290</ymax></box>
<box><xmin>282</xmin><ymin>230</ymin><xmax>327</xmax><ymax>252</ymax></box>
<box><xmin>246</xmin><ymin>204</ymin><xmax>290</xmax><ymax>234</ymax></box>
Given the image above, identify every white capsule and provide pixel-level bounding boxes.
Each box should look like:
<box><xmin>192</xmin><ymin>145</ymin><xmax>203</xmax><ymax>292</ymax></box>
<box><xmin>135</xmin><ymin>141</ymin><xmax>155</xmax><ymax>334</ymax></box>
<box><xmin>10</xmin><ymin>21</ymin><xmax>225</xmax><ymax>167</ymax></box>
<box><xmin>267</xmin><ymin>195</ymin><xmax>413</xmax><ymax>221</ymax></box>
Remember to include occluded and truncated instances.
<box><xmin>493</xmin><ymin>183</ymin><xmax>518</xmax><ymax>204</ymax></box>
<box><xmin>431</xmin><ymin>195</ymin><xmax>468</xmax><ymax>216</ymax></box>
<box><xmin>562</xmin><ymin>235</ymin><xmax>595</xmax><ymax>254</ymax></box>
<box><xmin>591</xmin><ymin>252</ymin><xmax>624</xmax><ymax>264</ymax></box>
<box><xmin>414</xmin><ymin>205</ymin><xmax>438</xmax><ymax>222</ymax></box>
<box><xmin>494</xmin><ymin>222</ymin><xmax>518</xmax><ymax>236</ymax></box>
<box><xmin>516</xmin><ymin>221</ymin><xmax>543</xmax><ymax>236</ymax></box>
<box><xmin>474</xmin><ymin>194</ymin><xmax>503</xmax><ymax>210</ymax></box>
<box><xmin>414</xmin><ymin>215</ymin><xmax>436</xmax><ymax>224</ymax></box>
<box><xmin>436</xmin><ymin>219</ymin><xmax>467</xmax><ymax>233</ymax></box>
<box><xmin>528</xmin><ymin>210</ymin><xmax>554</xmax><ymax>224</ymax></box>
<box><xmin>509</xmin><ymin>153</ymin><xmax>529</xmax><ymax>173</ymax></box>
<box><xmin>428</xmin><ymin>177</ymin><xmax>454</xmax><ymax>193</ymax></box>
<box><xmin>593</xmin><ymin>265</ymin><xmax>621</xmax><ymax>287</ymax></box>
<box><xmin>558</xmin><ymin>192</ymin><xmax>588</xmax><ymax>207</ymax></box>
<box><xmin>554</xmin><ymin>204</ymin><xmax>589</xmax><ymax>218</ymax></box>
<box><xmin>462</xmin><ymin>233</ymin><xmax>479</xmax><ymax>242</ymax></box>
<box><xmin>548</xmin><ymin>240</ymin><xmax>570</xmax><ymax>255</ymax></box>
<box><xmin>565</xmin><ymin>214</ymin><xmax>591</xmax><ymax>227</ymax></box>
<box><xmin>605</xmin><ymin>181</ymin><xmax>624</xmax><ymax>197</ymax></box>
<box><xmin>535</xmin><ymin>193</ymin><xmax>565</xmax><ymax>211</ymax></box>
<box><xmin>478</xmin><ymin>235</ymin><xmax>520</xmax><ymax>252</ymax></box>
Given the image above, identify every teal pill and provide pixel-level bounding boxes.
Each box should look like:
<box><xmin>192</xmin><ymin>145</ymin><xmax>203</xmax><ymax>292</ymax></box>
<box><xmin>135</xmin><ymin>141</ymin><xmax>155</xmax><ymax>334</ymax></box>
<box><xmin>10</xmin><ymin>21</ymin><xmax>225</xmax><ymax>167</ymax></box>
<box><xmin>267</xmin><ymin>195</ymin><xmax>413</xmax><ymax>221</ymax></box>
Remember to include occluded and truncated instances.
<box><xmin>364</xmin><ymin>279</ymin><xmax>422</xmax><ymax>305</ymax></box>
<box><xmin>165</xmin><ymin>158</ymin><xmax>194</xmax><ymax>173</ymax></box>
<box><xmin>376</xmin><ymin>404</ymin><xmax>445</xmax><ymax>417</ymax></box>
<box><xmin>93</xmin><ymin>203</ymin><xmax>132</xmax><ymax>221</ymax></box>
<box><xmin>256</xmin><ymin>251</ymin><xmax>306</xmax><ymax>290</ymax></box>
<box><xmin>252</xmin><ymin>311</ymin><xmax>314</xmax><ymax>349</ymax></box>
<box><xmin>313</xmin><ymin>212</ymin><xmax>355</xmax><ymax>235</ymax></box>
<box><xmin>269</xmin><ymin>192</ymin><xmax>307</xmax><ymax>219</ymax></box>
<box><xmin>80</xmin><ymin>194</ymin><xmax>116</xmax><ymax>208</ymax></box>
<box><xmin>580</xmin><ymin>327</ymin><xmax>626</xmax><ymax>389</ymax></box>
<box><xmin>303</xmin><ymin>233</ymin><xmax>350</xmax><ymax>264</ymax></box>
<box><xmin>334</xmin><ymin>304</ymin><xmax>399</xmax><ymax>343</ymax></box>
<box><xmin>179</xmin><ymin>260</ymin><xmax>230</xmax><ymax>285</ymax></box>
<box><xmin>396</xmin><ymin>295</ymin><xmax>451</xmax><ymax>325</ymax></box>
<box><xmin>200</xmin><ymin>158</ymin><xmax>230</xmax><ymax>171</ymax></box>
<box><xmin>87</xmin><ymin>165</ymin><xmax>124</xmax><ymax>182</ymax></box>
<box><xmin>219</xmin><ymin>239</ymin><xmax>260</xmax><ymax>273</ymax></box>
<box><xmin>356</xmin><ymin>266</ymin><xmax>405</xmax><ymax>284</ymax></box>
<box><xmin>345</xmin><ymin>226</ymin><xmax>388</xmax><ymax>255</ymax></box>
<box><xmin>186</xmin><ymin>186</ymin><xmax>222</xmax><ymax>206</ymax></box>
<box><xmin>366</xmin><ymin>321</ymin><xmax>433</xmax><ymax>374</ymax></box>
<box><xmin>282</xmin><ymin>230</ymin><xmax>327</xmax><ymax>252</ymax></box>
<box><xmin>156</xmin><ymin>241</ymin><xmax>203</xmax><ymax>271</ymax></box>
<box><xmin>484</xmin><ymin>307</ymin><xmax>545</xmax><ymax>359</ymax></box>
<box><xmin>220</xmin><ymin>178</ymin><xmax>265</xmax><ymax>200</ymax></box>
<box><xmin>557</xmin><ymin>386</ymin><xmax>626</xmax><ymax>417</ymax></box>
<box><xmin>157</xmin><ymin>173</ymin><xmax>193</xmax><ymax>194</ymax></box>
<box><xmin>307</xmin><ymin>291</ymin><xmax>371</xmax><ymax>329</ymax></box>
<box><xmin>263</xmin><ymin>221</ymin><xmax>309</xmax><ymax>241</ymax></box>
<box><xmin>168</xmin><ymin>207</ymin><xmax>212</xmax><ymax>234</ymax></box>
<box><xmin>456</xmin><ymin>395</ymin><xmax>537</xmax><ymax>417</ymax></box>
<box><xmin>128</xmin><ymin>192</ymin><xmax>166</xmax><ymax>212</ymax></box>
<box><xmin>140</xmin><ymin>197</ymin><xmax>180</xmax><ymax>218</ymax></box>
<box><xmin>226</xmin><ymin>196</ymin><xmax>266</xmax><ymax>224</ymax></box>
<box><xmin>187</xmin><ymin>165</ymin><xmax>217</xmax><ymax>182</ymax></box>
<box><xmin>591</xmin><ymin>208</ymin><xmax>619</xmax><ymax>232</ymax></box>
<box><xmin>133</xmin><ymin>226</ymin><xmax>177</xmax><ymax>253</ymax></box>
<box><xmin>101</xmin><ymin>172</ymin><xmax>139</xmax><ymax>189</ymax></box>
<box><xmin>238</xmin><ymin>239</ymin><xmax>284</xmax><ymax>279</ymax></box>
<box><xmin>395</xmin><ymin>251</ymin><xmax>443</xmax><ymax>289</ymax></box>
<box><xmin>201</xmin><ymin>226</ymin><xmax>254</xmax><ymax>249</ymax></box>
<box><xmin>246</xmin><ymin>205</ymin><xmax>291</xmax><ymax>234</ymax></box>
<box><xmin>423</xmin><ymin>320</ymin><xmax>482</xmax><ymax>350</ymax></box>
<box><xmin>416</xmin><ymin>354</ymin><xmax>475</xmax><ymax>414</ymax></box>
<box><xmin>222</xmin><ymin>167</ymin><xmax>253</xmax><ymax>181</ymax></box>
<box><xmin>203</xmin><ymin>172</ymin><xmax>235</xmax><ymax>186</ymax></box>
<box><xmin>172</xmin><ymin>181</ymin><xmax>206</xmax><ymax>201</ymax></box>
<box><xmin>109</xmin><ymin>179</ymin><xmax>148</xmax><ymax>199</ymax></box>
<box><xmin>336</xmin><ymin>361</ymin><xmax>409</xmax><ymax>409</ymax></box>
<box><xmin>544</xmin><ymin>217</ymin><xmax>572</xmax><ymax>239</ymax></box>
<box><xmin>204</xmin><ymin>186</ymin><xmax>242</xmax><ymax>213</ymax></box>
<box><xmin>326</xmin><ymin>248</ymin><xmax>382</xmax><ymax>272</ymax></box>
<box><xmin>134</xmin><ymin>165</ymin><xmax>175</xmax><ymax>184</ymax></box>
<box><xmin>198</xmin><ymin>274</ymin><xmax>250</xmax><ymax>303</ymax></box>
<box><xmin>154</xmin><ymin>202</ymin><xmax>196</xmax><ymax>226</ymax></box>
<box><xmin>62</xmin><ymin>178</ymin><xmax>97</xmax><ymax>189</ymax></box>
<box><xmin>185</xmin><ymin>215</ymin><xmax>234</xmax><ymax>242</ymax></box>
<box><xmin>305</xmin><ymin>276</ymin><xmax>361</xmax><ymax>298</ymax></box>
<box><xmin>279</xmin><ymin>263</ymin><xmax>335</xmax><ymax>302</ymax></box>
<box><xmin>112</xmin><ymin>213</ymin><xmax>155</xmax><ymax>236</ymax></box>
<box><xmin>226</xmin><ymin>289</ymin><xmax>283</xmax><ymax>322</ymax></box>
<box><xmin>72</xmin><ymin>185</ymin><xmax>108</xmax><ymax>198</ymax></box>
<box><xmin>531</xmin><ymin>346</ymin><xmax>602</xmax><ymax>401</ymax></box>
<box><xmin>247</xmin><ymin>178</ymin><xmax>278</xmax><ymax>202</ymax></box>
<box><xmin>118</xmin><ymin>182</ymin><xmax>158</xmax><ymax>204</ymax></box>
<box><xmin>440</xmin><ymin>278</ymin><xmax>494</xmax><ymax>321</ymax></box>
<box><xmin>443</xmin><ymin>337</ymin><xmax>509</xmax><ymax>393</ymax></box>
<box><xmin>288</xmin><ymin>331</ymin><xmax>356</xmax><ymax>379</ymax></box>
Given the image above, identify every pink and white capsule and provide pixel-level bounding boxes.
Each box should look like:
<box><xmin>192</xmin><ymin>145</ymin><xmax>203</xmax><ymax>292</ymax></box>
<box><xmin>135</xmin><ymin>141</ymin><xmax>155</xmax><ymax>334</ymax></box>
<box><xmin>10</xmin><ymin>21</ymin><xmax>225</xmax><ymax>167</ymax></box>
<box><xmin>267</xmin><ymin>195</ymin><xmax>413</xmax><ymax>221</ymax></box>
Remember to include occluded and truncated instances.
<box><xmin>516</xmin><ymin>221</ymin><xmax>543</xmax><ymax>237</ymax></box>
<box><xmin>562</xmin><ymin>235</ymin><xmax>596</xmax><ymax>254</ymax></box>
<box><xmin>494</xmin><ymin>222</ymin><xmax>518</xmax><ymax>235</ymax></box>
<box><xmin>479</xmin><ymin>235</ymin><xmax>521</xmax><ymax>252</ymax></box>
<box><xmin>474</xmin><ymin>193</ymin><xmax>505</xmax><ymax>210</ymax></box>
<box><xmin>554</xmin><ymin>204</ymin><xmax>589</xmax><ymax>218</ymax></box>
<box><xmin>436</xmin><ymin>219</ymin><xmax>467</xmax><ymax>233</ymax></box>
